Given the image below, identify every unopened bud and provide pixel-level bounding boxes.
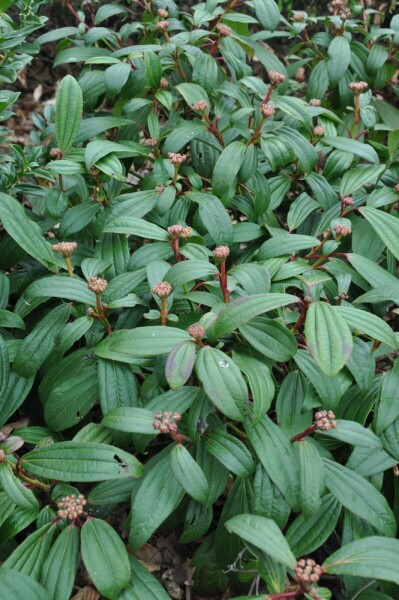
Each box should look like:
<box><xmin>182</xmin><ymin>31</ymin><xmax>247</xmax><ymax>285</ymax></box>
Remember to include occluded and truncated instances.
<box><xmin>394</xmin><ymin>184</ymin><xmax>399</xmax><ymax>194</ymax></box>
<box><xmin>314</xmin><ymin>410</ymin><xmax>337</xmax><ymax>431</ymax></box>
<box><xmin>167</xmin><ymin>224</ymin><xmax>184</xmax><ymax>239</ymax></box>
<box><xmin>193</xmin><ymin>99</ymin><xmax>208</xmax><ymax>113</ymax></box>
<box><xmin>153</xmin><ymin>410</ymin><xmax>181</xmax><ymax>434</ymax></box>
<box><xmin>87</xmin><ymin>276</ymin><xmax>108</xmax><ymax>294</ymax></box>
<box><xmin>152</xmin><ymin>281</ymin><xmax>172</xmax><ymax>299</ymax></box>
<box><xmin>180</xmin><ymin>227</ymin><xmax>193</xmax><ymax>238</ymax></box>
<box><xmin>268</xmin><ymin>71</ymin><xmax>286</xmax><ymax>86</ymax></box>
<box><xmin>168</xmin><ymin>152</ymin><xmax>187</xmax><ymax>165</ymax></box>
<box><xmin>348</xmin><ymin>81</ymin><xmax>368</xmax><ymax>93</ymax></box>
<box><xmin>292</xmin><ymin>11</ymin><xmax>306</xmax><ymax>21</ymax></box>
<box><xmin>159</xmin><ymin>78</ymin><xmax>168</xmax><ymax>89</ymax></box>
<box><xmin>334</xmin><ymin>223</ymin><xmax>352</xmax><ymax>236</ymax></box>
<box><xmin>294</xmin><ymin>558</ymin><xmax>323</xmax><ymax>584</ymax></box>
<box><xmin>213</xmin><ymin>245</ymin><xmax>230</xmax><ymax>260</ymax></box>
<box><xmin>342</xmin><ymin>196</ymin><xmax>354</xmax><ymax>205</ymax></box>
<box><xmin>309</xmin><ymin>98</ymin><xmax>321</xmax><ymax>106</ymax></box>
<box><xmin>157</xmin><ymin>8</ymin><xmax>168</xmax><ymax>17</ymax></box>
<box><xmin>188</xmin><ymin>323</ymin><xmax>205</xmax><ymax>340</ymax></box>
<box><xmin>49</xmin><ymin>147</ymin><xmax>63</xmax><ymax>160</ymax></box>
<box><xmin>313</xmin><ymin>125</ymin><xmax>325</xmax><ymax>136</ymax></box>
<box><xmin>157</xmin><ymin>20</ymin><xmax>169</xmax><ymax>30</ymax></box>
<box><xmin>260</xmin><ymin>103</ymin><xmax>276</xmax><ymax>117</ymax></box>
<box><xmin>217</xmin><ymin>23</ymin><xmax>231</xmax><ymax>36</ymax></box>
<box><xmin>52</xmin><ymin>241</ymin><xmax>77</xmax><ymax>257</ymax></box>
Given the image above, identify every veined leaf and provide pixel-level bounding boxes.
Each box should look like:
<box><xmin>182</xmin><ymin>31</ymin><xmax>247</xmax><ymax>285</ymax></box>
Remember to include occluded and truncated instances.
<box><xmin>305</xmin><ymin>301</ymin><xmax>353</xmax><ymax>376</ymax></box>
<box><xmin>102</xmin><ymin>407</ymin><xmax>156</xmax><ymax>434</ymax></box>
<box><xmin>204</xmin><ymin>431</ymin><xmax>255</xmax><ymax>478</ymax></box>
<box><xmin>81</xmin><ymin>518</ymin><xmax>131</xmax><ymax>600</ymax></box>
<box><xmin>171</xmin><ymin>444</ymin><xmax>209</xmax><ymax>504</ymax></box>
<box><xmin>0</xmin><ymin>569</ymin><xmax>51</xmax><ymax>600</ymax></box>
<box><xmin>327</xmin><ymin>36</ymin><xmax>351</xmax><ymax>85</ymax></box>
<box><xmin>24</xmin><ymin>276</ymin><xmax>96</xmax><ymax>306</ymax></box>
<box><xmin>334</xmin><ymin>306</ymin><xmax>397</xmax><ymax>349</ymax></box>
<box><xmin>195</xmin><ymin>347</ymin><xmax>248</xmax><ymax>421</ymax></box>
<box><xmin>40</xmin><ymin>525</ymin><xmax>79</xmax><ymax>600</ymax></box>
<box><xmin>165</xmin><ymin>340</ymin><xmax>196</xmax><ymax>389</ymax></box>
<box><xmin>359</xmin><ymin>206</ymin><xmax>399</xmax><ymax>260</ymax></box>
<box><xmin>95</xmin><ymin>327</ymin><xmax>191</xmax><ymax>362</ymax></box>
<box><xmin>21</xmin><ymin>442</ymin><xmax>142</xmax><ymax>481</ymax></box>
<box><xmin>323</xmin><ymin>458</ymin><xmax>396</xmax><ymax>536</ymax></box>
<box><xmin>323</xmin><ymin>537</ymin><xmax>399</xmax><ymax>583</ymax></box>
<box><xmin>225</xmin><ymin>514</ymin><xmax>296</xmax><ymax>569</ymax></box>
<box><xmin>55</xmin><ymin>75</ymin><xmax>83</xmax><ymax>152</ymax></box>
<box><xmin>213</xmin><ymin>293</ymin><xmax>297</xmax><ymax>338</ymax></box>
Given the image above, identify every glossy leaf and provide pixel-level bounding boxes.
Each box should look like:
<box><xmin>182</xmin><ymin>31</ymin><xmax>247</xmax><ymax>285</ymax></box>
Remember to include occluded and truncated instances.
<box><xmin>55</xmin><ymin>75</ymin><xmax>83</xmax><ymax>152</ymax></box>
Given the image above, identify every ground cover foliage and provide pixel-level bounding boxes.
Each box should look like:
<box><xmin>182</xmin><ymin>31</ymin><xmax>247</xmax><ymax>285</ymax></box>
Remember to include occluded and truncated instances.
<box><xmin>0</xmin><ymin>0</ymin><xmax>399</xmax><ymax>598</ymax></box>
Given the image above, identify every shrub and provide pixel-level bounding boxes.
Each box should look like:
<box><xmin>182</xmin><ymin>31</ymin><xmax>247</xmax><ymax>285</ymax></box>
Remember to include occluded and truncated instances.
<box><xmin>0</xmin><ymin>0</ymin><xmax>399</xmax><ymax>598</ymax></box>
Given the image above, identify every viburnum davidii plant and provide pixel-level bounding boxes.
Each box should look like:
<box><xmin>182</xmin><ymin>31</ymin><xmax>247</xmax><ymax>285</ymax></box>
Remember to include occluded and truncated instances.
<box><xmin>1</xmin><ymin>0</ymin><xmax>399</xmax><ymax>598</ymax></box>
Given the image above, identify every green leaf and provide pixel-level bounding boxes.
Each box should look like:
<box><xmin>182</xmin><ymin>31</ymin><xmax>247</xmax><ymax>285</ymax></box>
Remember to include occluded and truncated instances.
<box><xmin>212</xmin><ymin>141</ymin><xmax>247</xmax><ymax>203</ymax></box>
<box><xmin>144</xmin><ymin>51</ymin><xmax>162</xmax><ymax>88</ymax></box>
<box><xmin>213</xmin><ymin>293</ymin><xmax>297</xmax><ymax>338</ymax></box>
<box><xmin>186</xmin><ymin>191</ymin><xmax>234</xmax><ymax>246</ymax></box>
<box><xmin>55</xmin><ymin>75</ymin><xmax>83</xmax><ymax>152</ymax></box>
<box><xmin>3</xmin><ymin>522</ymin><xmax>56</xmax><ymax>578</ymax></box>
<box><xmin>296</xmin><ymin>441</ymin><xmax>325</xmax><ymax>515</ymax></box>
<box><xmin>102</xmin><ymin>407</ymin><xmax>156</xmax><ymax>434</ymax></box>
<box><xmin>40</xmin><ymin>525</ymin><xmax>79</xmax><ymax>600</ymax></box>
<box><xmin>359</xmin><ymin>206</ymin><xmax>399</xmax><ymax>260</ymax></box>
<box><xmin>323</xmin><ymin>537</ymin><xmax>399</xmax><ymax>583</ymax></box>
<box><xmin>204</xmin><ymin>431</ymin><xmax>254</xmax><ymax>478</ymax></box>
<box><xmin>0</xmin><ymin>335</ymin><xmax>9</xmax><ymax>398</ymax></box>
<box><xmin>323</xmin><ymin>459</ymin><xmax>396</xmax><ymax>536</ymax></box>
<box><xmin>171</xmin><ymin>444</ymin><xmax>209</xmax><ymax>504</ymax></box>
<box><xmin>286</xmin><ymin>493</ymin><xmax>341</xmax><ymax>557</ymax></box>
<box><xmin>24</xmin><ymin>276</ymin><xmax>96</xmax><ymax>306</ymax></box>
<box><xmin>104</xmin><ymin>216</ymin><xmax>168</xmax><ymax>241</ymax></box>
<box><xmin>225</xmin><ymin>514</ymin><xmax>296</xmax><ymax>568</ymax></box>
<box><xmin>0</xmin><ymin>569</ymin><xmax>51</xmax><ymax>600</ymax></box>
<box><xmin>322</xmin><ymin>137</ymin><xmax>379</xmax><ymax>164</ymax></box>
<box><xmin>98</xmin><ymin>360</ymin><xmax>139</xmax><ymax>414</ymax></box>
<box><xmin>0</xmin><ymin>309</ymin><xmax>25</xmax><ymax>330</ymax></box>
<box><xmin>95</xmin><ymin>327</ymin><xmax>191</xmax><ymax>362</ymax></box>
<box><xmin>21</xmin><ymin>441</ymin><xmax>142</xmax><ymax>481</ymax></box>
<box><xmin>375</xmin><ymin>360</ymin><xmax>399</xmax><ymax>434</ymax></box>
<box><xmin>239</xmin><ymin>317</ymin><xmax>297</xmax><ymax>362</ymax></box>
<box><xmin>165</xmin><ymin>340</ymin><xmax>196</xmax><ymax>389</ymax></box>
<box><xmin>81</xmin><ymin>518</ymin><xmax>131</xmax><ymax>600</ymax></box>
<box><xmin>0</xmin><ymin>193</ymin><xmax>60</xmax><ymax>271</ymax></box>
<box><xmin>129</xmin><ymin>449</ymin><xmax>184</xmax><ymax>550</ymax></box>
<box><xmin>233</xmin><ymin>352</ymin><xmax>275</xmax><ymax>425</ymax></box>
<box><xmin>319</xmin><ymin>419</ymin><xmax>382</xmax><ymax>448</ymax></box>
<box><xmin>119</xmin><ymin>555</ymin><xmax>171</xmax><ymax>600</ymax></box>
<box><xmin>334</xmin><ymin>306</ymin><xmax>397</xmax><ymax>349</ymax></box>
<box><xmin>104</xmin><ymin>62</ymin><xmax>131</xmax><ymax>94</ymax></box>
<box><xmin>44</xmin><ymin>363</ymin><xmax>98</xmax><ymax>431</ymax></box>
<box><xmin>258</xmin><ymin>233</ymin><xmax>319</xmax><ymax>259</ymax></box>
<box><xmin>165</xmin><ymin>260</ymin><xmax>218</xmax><ymax>288</ymax></box>
<box><xmin>340</xmin><ymin>165</ymin><xmax>385</xmax><ymax>196</ymax></box>
<box><xmin>195</xmin><ymin>347</ymin><xmax>248</xmax><ymax>421</ymax></box>
<box><xmin>13</xmin><ymin>304</ymin><xmax>71</xmax><ymax>378</ymax></box>
<box><xmin>305</xmin><ymin>301</ymin><xmax>353</xmax><ymax>376</ymax></box>
<box><xmin>327</xmin><ymin>36</ymin><xmax>351</xmax><ymax>85</ymax></box>
<box><xmin>0</xmin><ymin>464</ymin><xmax>39</xmax><ymax>510</ymax></box>
<box><xmin>245</xmin><ymin>415</ymin><xmax>298</xmax><ymax>508</ymax></box>
<box><xmin>163</xmin><ymin>122</ymin><xmax>206</xmax><ymax>154</ymax></box>
<box><xmin>252</xmin><ymin>0</ymin><xmax>280</xmax><ymax>29</ymax></box>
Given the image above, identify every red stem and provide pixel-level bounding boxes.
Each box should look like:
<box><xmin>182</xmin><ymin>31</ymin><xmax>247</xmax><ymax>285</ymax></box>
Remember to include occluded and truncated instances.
<box><xmin>291</xmin><ymin>424</ymin><xmax>316</xmax><ymax>443</ymax></box>
<box><xmin>269</xmin><ymin>591</ymin><xmax>301</xmax><ymax>599</ymax></box>
<box><xmin>64</xmin><ymin>0</ymin><xmax>90</xmax><ymax>30</ymax></box>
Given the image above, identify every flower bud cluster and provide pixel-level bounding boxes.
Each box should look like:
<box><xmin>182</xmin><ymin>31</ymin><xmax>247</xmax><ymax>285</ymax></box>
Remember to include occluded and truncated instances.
<box><xmin>153</xmin><ymin>281</ymin><xmax>172</xmax><ymax>299</ymax></box>
<box><xmin>88</xmin><ymin>276</ymin><xmax>108</xmax><ymax>294</ymax></box>
<box><xmin>394</xmin><ymin>183</ymin><xmax>399</xmax><ymax>193</ymax></box>
<box><xmin>348</xmin><ymin>81</ymin><xmax>368</xmax><ymax>93</ymax></box>
<box><xmin>295</xmin><ymin>558</ymin><xmax>323</xmax><ymax>583</ymax></box>
<box><xmin>268</xmin><ymin>71</ymin><xmax>286</xmax><ymax>86</ymax></box>
<box><xmin>260</xmin><ymin>104</ymin><xmax>275</xmax><ymax>117</ymax></box>
<box><xmin>313</xmin><ymin>126</ymin><xmax>325</xmax><ymax>136</ymax></box>
<box><xmin>142</xmin><ymin>138</ymin><xmax>158</xmax><ymax>147</ymax></box>
<box><xmin>157</xmin><ymin>8</ymin><xmax>168</xmax><ymax>17</ymax></box>
<box><xmin>314</xmin><ymin>410</ymin><xmax>337</xmax><ymax>431</ymax></box>
<box><xmin>334</xmin><ymin>223</ymin><xmax>352</xmax><ymax>236</ymax></box>
<box><xmin>213</xmin><ymin>245</ymin><xmax>230</xmax><ymax>260</ymax></box>
<box><xmin>193</xmin><ymin>99</ymin><xmax>208</xmax><ymax>112</ymax></box>
<box><xmin>309</xmin><ymin>98</ymin><xmax>321</xmax><ymax>106</ymax></box>
<box><xmin>57</xmin><ymin>494</ymin><xmax>87</xmax><ymax>520</ymax></box>
<box><xmin>217</xmin><ymin>23</ymin><xmax>231</xmax><ymax>36</ymax></box>
<box><xmin>153</xmin><ymin>411</ymin><xmax>181</xmax><ymax>434</ymax></box>
<box><xmin>157</xmin><ymin>20</ymin><xmax>169</xmax><ymax>30</ymax></box>
<box><xmin>342</xmin><ymin>196</ymin><xmax>354</xmax><ymax>205</ymax></box>
<box><xmin>49</xmin><ymin>147</ymin><xmax>63</xmax><ymax>160</ymax></box>
<box><xmin>292</xmin><ymin>11</ymin><xmax>306</xmax><ymax>21</ymax></box>
<box><xmin>52</xmin><ymin>241</ymin><xmax>77</xmax><ymax>257</ymax></box>
<box><xmin>168</xmin><ymin>152</ymin><xmax>187</xmax><ymax>165</ymax></box>
<box><xmin>160</xmin><ymin>78</ymin><xmax>168</xmax><ymax>89</ymax></box>
<box><xmin>188</xmin><ymin>323</ymin><xmax>205</xmax><ymax>340</ymax></box>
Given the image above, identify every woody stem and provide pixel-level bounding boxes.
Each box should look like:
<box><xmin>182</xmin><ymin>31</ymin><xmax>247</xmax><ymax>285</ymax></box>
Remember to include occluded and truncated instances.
<box><xmin>160</xmin><ymin>298</ymin><xmax>168</xmax><ymax>325</ymax></box>
<box><xmin>65</xmin><ymin>256</ymin><xmax>74</xmax><ymax>278</ymax></box>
